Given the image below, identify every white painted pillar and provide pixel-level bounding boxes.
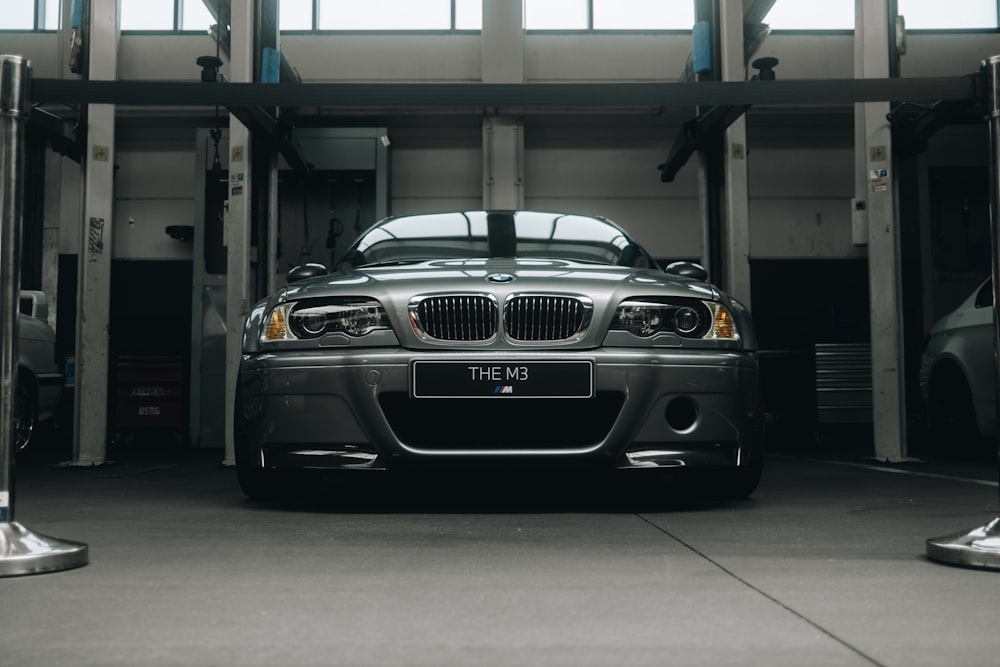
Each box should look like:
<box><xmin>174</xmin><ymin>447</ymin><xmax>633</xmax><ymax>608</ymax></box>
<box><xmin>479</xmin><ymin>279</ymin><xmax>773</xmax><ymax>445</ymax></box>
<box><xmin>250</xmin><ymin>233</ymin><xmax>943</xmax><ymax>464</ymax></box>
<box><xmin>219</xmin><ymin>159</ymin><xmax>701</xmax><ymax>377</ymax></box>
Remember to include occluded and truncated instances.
<box><xmin>481</xmin><ymin>0</ymin><xmax>524</xmax><ymax>209</ymax></box>
<box><xmin>856</xmin><ymin>0</ymin><xmax>908</xmax><ymax>461</ymax></box>
<box><xmin>72</xmin><ymin>0</ymin><xmax>118</xmax><ymax>465</ymax></box>
<box><xmin>223</xmin><ymin>0</ymin><xmax>254</xmax><ymax>467</ymax></box>
<box><xmin>719</xmin><ymin>0</ymin><xmax>751</xmax><ymax>309</ymax></box>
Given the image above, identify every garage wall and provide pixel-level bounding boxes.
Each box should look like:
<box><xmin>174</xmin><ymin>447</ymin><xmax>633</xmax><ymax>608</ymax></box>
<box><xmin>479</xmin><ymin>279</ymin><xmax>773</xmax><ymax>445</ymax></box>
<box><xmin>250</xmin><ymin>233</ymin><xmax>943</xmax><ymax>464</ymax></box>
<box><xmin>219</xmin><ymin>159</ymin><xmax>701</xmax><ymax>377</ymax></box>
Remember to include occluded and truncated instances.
<box><xmin>57</xmin><ymin>131</ymin><xmax>200</xmax><ymax>261</ymax></box>
<box><xmin>522</xmin><ymin>123</ymin><xmax>700</xmax><ymax>259</ymax></box>
<box><xmin>389</xmin><ymin>126</ymin><xmax>484</xmax><ymax>214</ymax></box>
<box><xmin>748</xmin><ymin>141</ymin><xmax>861</xmax><ymax>259</ymax></box>
<box><xmin>12</xmin><ymin>28</ymin><xmax>1000</xmax><ymax>266</ymax></box>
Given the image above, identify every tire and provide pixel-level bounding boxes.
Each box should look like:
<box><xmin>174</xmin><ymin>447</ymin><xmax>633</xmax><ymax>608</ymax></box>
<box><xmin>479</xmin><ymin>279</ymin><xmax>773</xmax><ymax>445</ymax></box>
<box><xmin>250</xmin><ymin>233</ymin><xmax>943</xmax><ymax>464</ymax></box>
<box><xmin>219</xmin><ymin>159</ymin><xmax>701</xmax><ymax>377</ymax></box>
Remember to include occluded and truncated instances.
<box><xmin>927</xmin><ymin>367</ymin><xmax>981</xmax><ymax>460</ymax></box>
<box><xmin>235</xmin><ymin>453</ymin><xmax>280</xmax><ymax>501</ymax></box>
<box><xmin>233</xmin><ymin>380</ymin><xmax>280</xmax><ymax>501</ymax></box>
<box><xmin>718</xmin><ymin>449</ymin><xmax>764</xmax><ymax>500</ymax></box>
<box><xmin>710</xmin><ymin>418</ymin><xmax>766</xmax><ymax>501</ymax></box>
<box><xmin>13</xmin><ymin>375</ymin><xmax>37</xmax><ymax>452</ymax></box>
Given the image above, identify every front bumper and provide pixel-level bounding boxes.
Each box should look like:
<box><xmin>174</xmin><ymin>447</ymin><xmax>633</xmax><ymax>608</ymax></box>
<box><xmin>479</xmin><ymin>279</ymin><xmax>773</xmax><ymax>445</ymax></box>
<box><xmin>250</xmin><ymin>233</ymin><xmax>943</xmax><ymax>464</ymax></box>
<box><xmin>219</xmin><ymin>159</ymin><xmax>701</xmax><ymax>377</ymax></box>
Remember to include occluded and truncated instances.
<box><xmin>236</xmin><ymin>348</ymin><xmax>762</xmax><ymax>472</ymax></box>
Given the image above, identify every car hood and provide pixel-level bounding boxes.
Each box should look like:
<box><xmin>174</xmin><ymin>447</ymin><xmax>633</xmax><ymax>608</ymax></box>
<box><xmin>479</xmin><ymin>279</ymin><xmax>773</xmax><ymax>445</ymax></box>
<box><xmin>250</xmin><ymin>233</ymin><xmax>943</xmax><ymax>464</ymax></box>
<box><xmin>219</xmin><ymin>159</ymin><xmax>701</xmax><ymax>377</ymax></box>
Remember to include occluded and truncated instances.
<box><xmin>282</xmin><ymin>258</ymin><xmax>720</xmax><ymax>302</ymax></box>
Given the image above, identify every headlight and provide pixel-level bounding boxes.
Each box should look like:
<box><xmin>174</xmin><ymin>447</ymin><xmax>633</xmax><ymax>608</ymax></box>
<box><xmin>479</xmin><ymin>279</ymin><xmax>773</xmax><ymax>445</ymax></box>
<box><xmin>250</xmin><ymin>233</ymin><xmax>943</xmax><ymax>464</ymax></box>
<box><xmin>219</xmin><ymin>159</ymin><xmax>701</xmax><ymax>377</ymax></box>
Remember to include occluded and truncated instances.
<box><xmin>611</xmin><ymin>299</ymin><xmax>739</xmax><ymax>340</ymax></box>
<box><xmin>261</xmin><ymin>298</ymin><xmax>390</xmax><ymax>342</ymax></box>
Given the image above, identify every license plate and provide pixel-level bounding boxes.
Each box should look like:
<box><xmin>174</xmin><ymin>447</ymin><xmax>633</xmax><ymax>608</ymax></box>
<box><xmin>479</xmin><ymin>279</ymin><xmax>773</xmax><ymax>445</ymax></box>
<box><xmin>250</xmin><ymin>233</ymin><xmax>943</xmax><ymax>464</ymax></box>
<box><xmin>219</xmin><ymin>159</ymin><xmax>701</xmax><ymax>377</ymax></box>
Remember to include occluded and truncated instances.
<box><xmin>411</xmin><ymin>360</ymin><xmax>594</xmax><ymax>398</ymax></box>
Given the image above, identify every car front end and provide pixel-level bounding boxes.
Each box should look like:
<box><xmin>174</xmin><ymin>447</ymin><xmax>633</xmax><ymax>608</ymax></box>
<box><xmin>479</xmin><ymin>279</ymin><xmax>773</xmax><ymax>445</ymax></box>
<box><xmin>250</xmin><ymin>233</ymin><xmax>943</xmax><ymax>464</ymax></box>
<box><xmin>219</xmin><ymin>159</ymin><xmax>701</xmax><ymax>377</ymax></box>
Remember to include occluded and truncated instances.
<box><xmin>235</xmin><ymin>212</ymin><xmax>764</xmax><ymax>499</ymax></box>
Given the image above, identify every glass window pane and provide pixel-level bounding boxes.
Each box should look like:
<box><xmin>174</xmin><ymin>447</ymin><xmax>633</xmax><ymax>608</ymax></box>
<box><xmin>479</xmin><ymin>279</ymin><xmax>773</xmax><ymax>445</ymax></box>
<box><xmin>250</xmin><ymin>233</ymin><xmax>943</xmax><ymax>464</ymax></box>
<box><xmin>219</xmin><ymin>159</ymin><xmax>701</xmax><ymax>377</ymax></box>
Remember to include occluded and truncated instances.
<box><xmin>898</xmin><ymin>0</ymin><xmax>998</xmax><ymax>28</ymax></box>
<box><xmin>763</xmin><ymin>0</ymin><xmax>853</xmax><ymax>29</ymax></box>
<box><xmin>1</xmin><ymin>0</ymin><xmax>34</xmax><ymax>29</ymax></box>
<box><xmin>42</xmin><ymin>0</ymin><xmax>60</xmax><ymax>29</ymax></box>
<box><xmin>120</xmin><ymin>0</ymin><xmax>174</xmax><ymax>30</ymax></box>
<box><xmin>181</xmin><ymin>0</ymin><xmax>214</xmax><ymax>30</ymax></box>
<box><xmin>318</xmin><ymin>0</ymin><xmax>451</xmax><ymax>29</ymax></box>
<box><xmin>594</xmin><ymin>0</ymin><xmax>693</xmax><ymax>30</ymax></box>
<box><xmin>525</xmin><ymin>0</ymin><xmax>588</xmax><ymax>29</ymax></box>
<box><xmin>281</xmin><ymin>0</ymin><xmax>314</xmax><ymax>30</ymax></box>
<box><xmin>455</xmin><ymin>0</ymin><xmax>482</xmax><ymax>29</ymax></box>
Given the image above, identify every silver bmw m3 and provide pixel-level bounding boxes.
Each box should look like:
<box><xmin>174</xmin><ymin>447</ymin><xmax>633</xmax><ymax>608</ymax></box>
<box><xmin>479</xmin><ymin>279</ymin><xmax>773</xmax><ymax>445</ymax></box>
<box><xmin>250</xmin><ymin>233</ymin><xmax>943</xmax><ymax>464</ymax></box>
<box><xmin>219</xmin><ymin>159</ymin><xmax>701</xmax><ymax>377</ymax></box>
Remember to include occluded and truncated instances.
<box><xmin>235</xmin><ymin>210</ymin><xmax>763</xmax><ymax>500</ymax></box>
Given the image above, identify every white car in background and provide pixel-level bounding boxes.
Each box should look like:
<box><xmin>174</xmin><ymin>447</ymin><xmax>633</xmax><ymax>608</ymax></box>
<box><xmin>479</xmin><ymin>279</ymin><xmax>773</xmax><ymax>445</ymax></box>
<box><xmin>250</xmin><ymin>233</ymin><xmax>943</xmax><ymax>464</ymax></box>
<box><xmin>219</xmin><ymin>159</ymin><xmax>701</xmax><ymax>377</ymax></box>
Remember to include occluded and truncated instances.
<box><xmin>15</xmin><ymin>291</ymin><xmax>63</xmax><ymax>451</ymax></box>
<box><xmin>919</xmin><ymin>278</ymin><xmax>996</xmax><ymax>455</ymax></box>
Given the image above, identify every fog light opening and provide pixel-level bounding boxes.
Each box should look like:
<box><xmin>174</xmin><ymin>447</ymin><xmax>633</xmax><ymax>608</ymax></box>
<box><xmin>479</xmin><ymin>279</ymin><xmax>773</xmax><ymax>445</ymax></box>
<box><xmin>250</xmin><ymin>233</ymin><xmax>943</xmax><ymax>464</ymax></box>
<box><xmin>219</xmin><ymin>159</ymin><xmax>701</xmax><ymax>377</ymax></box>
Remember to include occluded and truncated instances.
<box><xmin>665</xmin><ymin>396</ymin><xmax>699</xmax><ymax>433</ymax></box>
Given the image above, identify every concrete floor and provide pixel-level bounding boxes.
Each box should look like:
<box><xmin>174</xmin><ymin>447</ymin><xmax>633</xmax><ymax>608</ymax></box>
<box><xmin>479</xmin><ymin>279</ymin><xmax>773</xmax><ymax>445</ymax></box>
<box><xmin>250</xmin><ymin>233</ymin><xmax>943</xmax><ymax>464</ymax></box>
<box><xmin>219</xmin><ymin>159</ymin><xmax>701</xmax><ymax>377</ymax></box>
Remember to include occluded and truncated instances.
<box><xmin>2</xmin><ymin>434</ymin><xmax>999</xmax><ymax>667</ymax></box>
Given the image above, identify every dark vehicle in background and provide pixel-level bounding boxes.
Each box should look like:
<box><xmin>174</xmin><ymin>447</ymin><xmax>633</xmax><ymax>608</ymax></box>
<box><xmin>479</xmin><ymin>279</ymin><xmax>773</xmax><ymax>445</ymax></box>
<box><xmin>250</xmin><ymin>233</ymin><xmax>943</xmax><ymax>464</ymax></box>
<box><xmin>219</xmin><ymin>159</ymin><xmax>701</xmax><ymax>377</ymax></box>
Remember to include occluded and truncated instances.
<box><xmin>15</xmin><ymin>291</ymin><xmax>63</xmax><ymax>451</ymax></box>
<box><xmin>920</xmin><ymin>278</ymin><xmax>996</xmax><ymax>456</ymax></box>
<box><xmin>235</xmin><ymin>210</ymin><xmax>764</xmax><ymax>500</ymax></box>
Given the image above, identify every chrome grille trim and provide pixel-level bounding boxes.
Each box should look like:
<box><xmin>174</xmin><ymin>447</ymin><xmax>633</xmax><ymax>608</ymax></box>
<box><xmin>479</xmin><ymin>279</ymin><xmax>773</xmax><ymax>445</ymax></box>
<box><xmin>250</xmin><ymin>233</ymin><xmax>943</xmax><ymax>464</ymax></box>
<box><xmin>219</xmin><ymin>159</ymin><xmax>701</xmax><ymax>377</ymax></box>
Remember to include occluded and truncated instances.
<box><xmin>504</xmin><ymin>295</ymin><xmax>593</xmax><ymax>342</ymax></box>
<box><xmin>409</xmin><ymin>294</ymin><xmax>498</xmax><ymax>342</ymax></box>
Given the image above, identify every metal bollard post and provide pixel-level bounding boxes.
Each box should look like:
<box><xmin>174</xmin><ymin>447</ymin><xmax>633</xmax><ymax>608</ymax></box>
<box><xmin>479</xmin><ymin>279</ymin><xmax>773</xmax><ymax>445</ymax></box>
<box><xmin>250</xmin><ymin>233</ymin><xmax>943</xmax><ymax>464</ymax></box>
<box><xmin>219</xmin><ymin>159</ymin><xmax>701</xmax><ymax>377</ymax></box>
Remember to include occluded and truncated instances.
<box><xmin>925</xmin><ymin>55</ymin><xmax>1000</xmax><ymax>570</ymax></box>
<box><xmin>0</xmin><ymin>54</ymin><xmax>88</xmax><ymax>576</ymax></box>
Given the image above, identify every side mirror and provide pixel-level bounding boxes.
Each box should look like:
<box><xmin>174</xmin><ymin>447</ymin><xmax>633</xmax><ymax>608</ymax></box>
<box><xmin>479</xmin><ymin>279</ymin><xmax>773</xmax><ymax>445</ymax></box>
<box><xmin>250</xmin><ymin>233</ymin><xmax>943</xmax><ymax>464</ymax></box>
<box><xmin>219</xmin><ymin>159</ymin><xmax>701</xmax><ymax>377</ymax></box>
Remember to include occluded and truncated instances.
<box><xmin>287</xmin><ymin>263</ymin><xmax>328</xmax><ymax>283</ymax></box>
<box><xmin>664</xmin><ymin>261</ymin><xmax>709</xmax><ymax>282</ymax></box>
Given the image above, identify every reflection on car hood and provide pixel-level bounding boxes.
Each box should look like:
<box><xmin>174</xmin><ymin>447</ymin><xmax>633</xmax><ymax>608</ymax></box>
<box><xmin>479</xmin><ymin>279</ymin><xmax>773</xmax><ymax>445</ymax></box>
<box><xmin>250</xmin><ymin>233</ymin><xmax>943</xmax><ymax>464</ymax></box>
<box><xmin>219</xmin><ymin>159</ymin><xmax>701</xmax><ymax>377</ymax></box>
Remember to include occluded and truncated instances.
<box><xmin>283</xmin><ymin>258</ymin><xmax>718</xmax><ymax>302</ymax></box>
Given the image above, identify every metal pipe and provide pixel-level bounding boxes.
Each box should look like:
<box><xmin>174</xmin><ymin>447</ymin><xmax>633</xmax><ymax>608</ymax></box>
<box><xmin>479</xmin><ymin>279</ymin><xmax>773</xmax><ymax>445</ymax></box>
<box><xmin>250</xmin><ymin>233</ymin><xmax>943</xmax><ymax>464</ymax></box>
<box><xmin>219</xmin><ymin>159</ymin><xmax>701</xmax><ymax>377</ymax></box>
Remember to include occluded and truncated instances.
<box><xmin>989</xmin><ymin>55</ymin><xmax>1000</xmax><ymax>513</ymax></box>
<box><xmin>0</xmin><ymin>54</ymin><xmax>88</xmax><ymax>577</ymax></box>
<box><xmin>0</xmin><ymin>53</ymin><xmax>30</xmax><ymax>523</ymax></box>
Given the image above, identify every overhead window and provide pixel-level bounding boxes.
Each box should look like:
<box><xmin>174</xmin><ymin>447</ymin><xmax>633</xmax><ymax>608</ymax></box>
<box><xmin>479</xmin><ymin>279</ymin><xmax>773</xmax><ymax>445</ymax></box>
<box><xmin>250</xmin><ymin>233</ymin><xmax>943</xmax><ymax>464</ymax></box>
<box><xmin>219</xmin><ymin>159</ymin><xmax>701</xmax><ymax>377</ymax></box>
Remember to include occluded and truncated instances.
<box><xmin>524</xmin><ymin>0</ymin><xmax>694</xmax><ymax>30</ymax></box>
<box><xmin>1</xmin><ymin>3</ymin><xmax>35</xmax><ymax>30</ymax></box>
<box><xmin>525</xmin><ymin>0</ymin><xmax>589</xmax><ymax>30</ymax></box>
<box><xmin>454</xmin><ymin>0</ymin><xmax>483</xmax><ymax>30</ymax></box>
<box><xmin>281</xmin><ymin>0</ymin><xmax>314</xmax><ymax>30</ymax></box>
<box><xmin>317</xmin><ymin>0</ymin><xmax>451</xmax><ymax>30</ymax></box>
<box><xmin>763</xmin><ymin>0</ymin><xmax>1000</xmax><ymax>30</ymax></box>
<box><xmin>0</xmin><ymin>0</ymin><xmax>58</xmax><ymax>30</ymax></box>
<box><xmin>180</xmin><ymin>0</ymin><xmax>215</xmax><ymax>31</ymax></box>
<box><xmin>120</xmin><ymin>0</ymin><xmax>174</xmax><ymax>30</ymax></box>
<box><xmin>593</xmin><ymin>0</ymin><xmax>693</xmax><ymax>30</ymax></box>
<box><xmin>44</xmin><ymin>0</ymin><xmax>59</xmax><ymax>29</ymax></box>
<box><xmin>898</xmin><ymin>0</ymin><xmax>998</xmax><ymax>29</ymax></box>
<box><xmin>763</xmin><ymin>0</ymin><xmax>854</xmax><ymax>30</ymax></box>
<box><xmin>117</xmin><ymin>0</ymin><xmax>480</xmax><ymax>32</ymax></box>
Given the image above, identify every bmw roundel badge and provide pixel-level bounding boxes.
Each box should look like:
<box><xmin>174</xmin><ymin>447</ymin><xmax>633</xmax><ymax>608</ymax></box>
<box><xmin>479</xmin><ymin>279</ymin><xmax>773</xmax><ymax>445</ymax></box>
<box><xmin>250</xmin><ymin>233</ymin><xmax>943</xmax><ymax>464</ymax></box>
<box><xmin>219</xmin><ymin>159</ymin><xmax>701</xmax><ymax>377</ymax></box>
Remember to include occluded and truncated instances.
<box><xmin>486</xmin><ymin>273</ymin><xmax>515</xmax><ymax>283</ymax></box>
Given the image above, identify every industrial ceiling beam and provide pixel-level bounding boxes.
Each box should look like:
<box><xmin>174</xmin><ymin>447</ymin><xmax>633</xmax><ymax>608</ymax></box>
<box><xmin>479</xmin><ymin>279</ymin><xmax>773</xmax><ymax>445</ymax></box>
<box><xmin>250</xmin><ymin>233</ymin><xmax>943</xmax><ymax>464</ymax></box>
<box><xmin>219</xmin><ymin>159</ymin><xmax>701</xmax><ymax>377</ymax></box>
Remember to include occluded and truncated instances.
<box><xmin>29</xmin><ymin>76</ymin><xmax>980</xmax><ymax>110</ymax></box>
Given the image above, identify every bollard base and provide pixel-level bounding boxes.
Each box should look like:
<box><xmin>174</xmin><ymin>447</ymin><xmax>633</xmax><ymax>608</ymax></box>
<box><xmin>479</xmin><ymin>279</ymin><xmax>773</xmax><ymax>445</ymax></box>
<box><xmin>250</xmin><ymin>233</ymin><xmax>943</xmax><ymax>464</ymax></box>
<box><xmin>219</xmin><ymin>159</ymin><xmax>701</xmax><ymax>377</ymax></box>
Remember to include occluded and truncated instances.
<box><xmin>926</xmin><ymin>516</ymin><xmax>1000</xmax><ymax>570</ymax></box>
<box><xmin>0</xmin><ymin>522</ymin><xmax>89</xmax><ymax>577</ymax></box>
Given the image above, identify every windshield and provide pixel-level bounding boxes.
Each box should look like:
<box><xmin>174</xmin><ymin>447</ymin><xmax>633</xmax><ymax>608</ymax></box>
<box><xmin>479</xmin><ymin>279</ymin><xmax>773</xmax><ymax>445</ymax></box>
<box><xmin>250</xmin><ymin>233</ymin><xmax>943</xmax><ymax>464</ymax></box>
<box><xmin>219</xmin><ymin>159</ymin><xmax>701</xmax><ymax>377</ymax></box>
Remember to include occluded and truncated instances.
<box><xmin>342</xmin><ymin>211</ymin><xmax>653</xmax><ymax>269</ymax></box>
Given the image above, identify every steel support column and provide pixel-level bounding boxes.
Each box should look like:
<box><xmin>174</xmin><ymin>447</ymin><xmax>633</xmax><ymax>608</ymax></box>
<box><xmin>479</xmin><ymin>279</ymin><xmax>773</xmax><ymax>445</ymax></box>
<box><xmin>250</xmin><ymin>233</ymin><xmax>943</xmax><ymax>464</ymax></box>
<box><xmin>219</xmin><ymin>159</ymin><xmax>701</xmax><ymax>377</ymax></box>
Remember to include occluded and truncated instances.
<box><xmin>695</xmin><ymin>0</ymin><xmax>723</xmax><ymax>283</ymax></box>
<box><xmin>719</xmin><ymin>0</ymin><xmax>751</xmax><ymax>307</ymax></box>
<box><xmin>856</xmin><ymin>0</ymin><xmax>908</xmax><ymax>462</ymax></box>
<box><xmin>223</xmin><ymin>0</ymin><xmax>255</xmax><ymax>467</ymax></box>
<box><xmin>73</xmin><ymin>0</ymin><xmax>118</xmax><ymax>465</ymax></box>
<box><xmin>481</xmin><ymin>0</ymin><xmax>524</xmax><ymax>210</ymax></box>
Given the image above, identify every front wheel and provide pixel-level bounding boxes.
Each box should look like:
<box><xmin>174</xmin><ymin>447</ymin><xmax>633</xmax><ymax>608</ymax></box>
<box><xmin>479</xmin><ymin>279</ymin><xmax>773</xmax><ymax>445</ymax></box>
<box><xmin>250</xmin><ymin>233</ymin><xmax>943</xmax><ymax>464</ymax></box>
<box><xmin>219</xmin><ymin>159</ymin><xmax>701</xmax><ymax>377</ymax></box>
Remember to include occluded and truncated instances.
<box><xmin>235</xmin><ymin>453</ymin><xmax>280</xmax><ymax>501</ymax></box>
<box><xmin>715</xmin><ymin>453</ymin><xmax>764</xmax><ymax>500</ymax></box>
<box><xmin>710</xmin><ymin>420</ymin><xmax>765</xmax><ymax>500</ymax></box>
<box><xmin>234</xmin><ymin>380</ymin><xmax>280</xmax><ymax>501</ymax></box>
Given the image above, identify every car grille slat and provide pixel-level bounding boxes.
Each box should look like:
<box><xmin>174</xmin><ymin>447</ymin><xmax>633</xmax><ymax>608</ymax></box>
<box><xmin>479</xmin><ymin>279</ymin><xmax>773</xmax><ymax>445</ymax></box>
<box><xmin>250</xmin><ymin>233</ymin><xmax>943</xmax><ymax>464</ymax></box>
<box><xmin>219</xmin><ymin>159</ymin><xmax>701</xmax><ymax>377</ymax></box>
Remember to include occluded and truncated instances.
<box><xmin>414</xmin><ymin>294</ymin><xmax>588</xmax><ymax>342</ymax></box>
<box><xmin>505</xmin><ymin>295</ymin><xmax>586</xmax><ymax>342</ymax></box>
<box><xmin>417</xmin><ymin>295</ymin><xmax>497</xmax><ymax>341</ymax></box>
